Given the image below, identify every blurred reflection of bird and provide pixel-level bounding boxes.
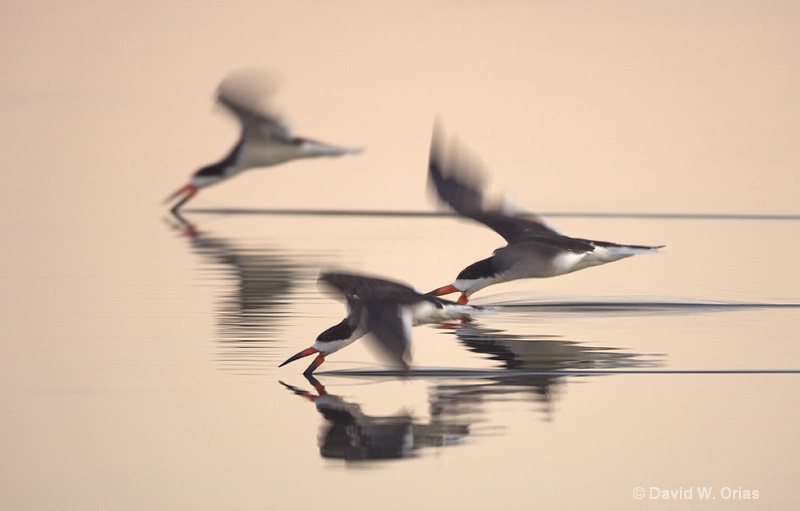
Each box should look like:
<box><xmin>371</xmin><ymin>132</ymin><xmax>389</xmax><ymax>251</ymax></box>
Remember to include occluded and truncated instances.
<box><xmin>428</xmin><ymin>321</ymin><xmax>663</xmax><ymax>421</ymax></box>
<box><xmin>165</xmin><ymin>69</ymin><xmax>361</xmax><ymax>213</ymax></box>
<box><xmin>279</xmin><ymin>271</ymin><xmax>486</xmax><ymax>375</ymax></box>
<box><xmin>165</xmin><ymin>217</ymin><xmax>317</xmax><ymax>373</ymax></box>
<box><xmin>428</xmin><ymin>123</ymin><xmax>663</xmax><ymax>304</ymax></box>
<box><xmin>281</xmin><ymin>376</ymin><xmax>469</xmax><ymax>461</ymax></box>
<box><xmin>452</xmin><ymin>322</ymin><xmax>661</xmax><ymax>371</ymax></box>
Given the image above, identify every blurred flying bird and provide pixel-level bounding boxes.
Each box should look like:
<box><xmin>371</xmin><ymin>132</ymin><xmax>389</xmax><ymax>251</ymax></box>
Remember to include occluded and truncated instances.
<box><xmin>429</xmin><ymin>123</ymin><xmax>664</xmax><ymax>304</ymax></box>
<box><xmin>165</xmin><ymin>69</ymin><xmax>361</xmax><ymax>213</ymax></box>
<box><xmin>280</xmin><ymin>271</ymin><xmax>485</xmax><ymax>375</ymax></box>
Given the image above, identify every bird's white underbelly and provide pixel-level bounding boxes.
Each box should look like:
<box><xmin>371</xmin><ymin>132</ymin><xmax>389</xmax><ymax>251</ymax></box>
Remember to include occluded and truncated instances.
<box><xmin>509</xmin><ymin>251</ymin><xmax>587</xmax><ymax>278</ymax></box>
<box><xmin>411</xmin><ymin>301</ymin><xmax>476</xmax><ymax>324</ymax></box>
<box><xmin>547</xmin><ymin>251</ymin><xmax>589</xmax><ymax>275</ymax></box>
<box><xmin>239</xmin><ymin>145</ymin><xmax>307</xmax><ymax>168</ymax></box>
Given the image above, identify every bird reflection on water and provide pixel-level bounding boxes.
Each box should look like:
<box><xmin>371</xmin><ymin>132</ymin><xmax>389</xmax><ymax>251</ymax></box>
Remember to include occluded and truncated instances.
<box><xmin>281</xmin><ymin>324</ymin><xmax>662</xmax><ymax>461</ymax></box>
<box><xmin>167</xmin><ymin>214</ymin><xmax>320</xmax><ymax>373</ymax></box>
<box><xmin>429</xmin><ymin>322</ymin><xmax>664</xmax><ymax>420</ymax></box>
<box><xmin>281</xmin><ymin>376</ymin><xmax>469</xmax><ymax>461</ymax></box>
<box><xmin>453</xmin><ymin>322</ymin><xmax>662</xmax><ymax>371</ymax></box>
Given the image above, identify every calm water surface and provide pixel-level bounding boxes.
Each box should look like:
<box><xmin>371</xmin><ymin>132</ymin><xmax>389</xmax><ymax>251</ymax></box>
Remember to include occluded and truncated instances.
<box><xmin>5</xmin><ymin>2</ymin><xmax>800</xmax><ymax>508</ymax></box>
<box><xmin>4</xmin><ymin>209</ymin><xmax>797</xmax><ymax>510</ymax></box>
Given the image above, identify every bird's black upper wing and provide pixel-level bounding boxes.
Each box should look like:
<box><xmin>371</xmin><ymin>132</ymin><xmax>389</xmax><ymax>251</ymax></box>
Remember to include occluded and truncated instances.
<box><xmin>360</xmin><ymin>299</ymin><xmax>412</xmax><ymax>370</ymax></box>
<box><xmin>428</xmin><ymin>123</ymin><xmax>560</xmax><ymax>244</ymax></box>
<box><xmin>216</xmin><ymin>70</ymin><xmax>294</xmax><ymax>143</ymax></box>
<box><xmin>319</xmin><ymin>271</ymin><xmax>423</xmax><ymax>305</ymax></box>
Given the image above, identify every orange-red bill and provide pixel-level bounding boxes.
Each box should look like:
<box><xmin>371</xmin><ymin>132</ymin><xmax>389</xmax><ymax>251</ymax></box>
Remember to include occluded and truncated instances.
<box><xmin>279</xmin><ymin>347</ymin><xmax>320</xmax><ymax>367</ymax></box>
<box><xmin>432</xmin><ymin>284</ymin><xmax>459</xmax><ymax>296</ymax></box>
<box><xmin>162</xmin><ymin>184</ymin><xmax>197</xmax><ymax>205</ymax></box>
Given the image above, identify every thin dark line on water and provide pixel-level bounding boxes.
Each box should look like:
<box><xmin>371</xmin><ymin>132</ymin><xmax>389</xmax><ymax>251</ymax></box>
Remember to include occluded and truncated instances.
<box><xmin>320</xmin><ymin>368</ymin><xmax>800</xmax><ymax>378</ymax></box>
<box><xmin>492</xmin><ymin>301</ymin><xmax>800</xmax><ymax>310</ymax></box>
<box><xmin>187</xmin><ymin>207</ymin><xmax>445</xmax><ymax>218</ymax></box>
<box><xmin>183</xmin><ymin>208</ymin><xmax>800</xmax><ymax>221</ymax></box>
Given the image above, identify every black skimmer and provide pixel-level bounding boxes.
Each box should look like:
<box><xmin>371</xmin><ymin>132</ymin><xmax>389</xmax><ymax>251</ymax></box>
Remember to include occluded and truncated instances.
<box><xmin>429</xmin><ymin>124</ymin><xmax>664</xmax><ymax>304</ymax></box>
<box><xmin>165</xmin><ymin>70</ymin><xmax>361</xmax><ymax>213</ymax></box>
<box><xmin>279</xmin><ymin>271</ymin><xmax>484</xmax><ymax>375</ymax></box>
